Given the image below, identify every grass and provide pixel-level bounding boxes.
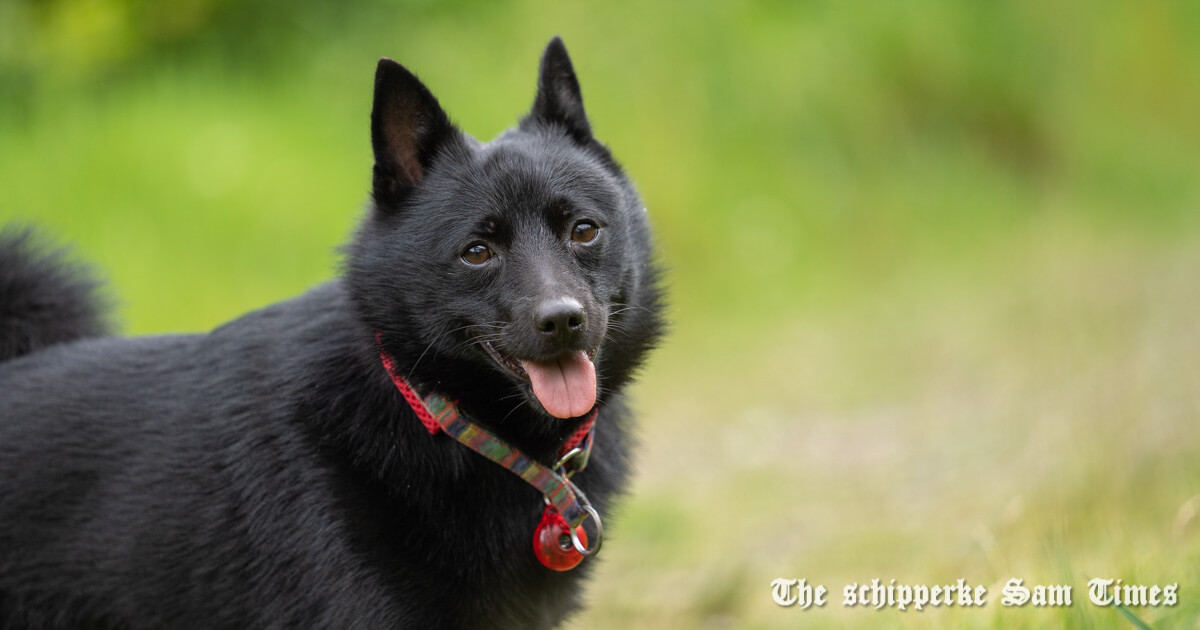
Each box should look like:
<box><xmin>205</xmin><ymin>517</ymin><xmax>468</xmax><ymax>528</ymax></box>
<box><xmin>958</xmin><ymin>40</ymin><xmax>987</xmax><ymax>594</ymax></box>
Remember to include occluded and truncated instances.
<box><xmin>3</xmin><ymin>1</ymin><xmax>1199</xmax><ymax>627</ymax></box>
<box><xmin>574</xmin><ymin>221</ymin><xmax>1200</xmax><ymax>628</ymax></box>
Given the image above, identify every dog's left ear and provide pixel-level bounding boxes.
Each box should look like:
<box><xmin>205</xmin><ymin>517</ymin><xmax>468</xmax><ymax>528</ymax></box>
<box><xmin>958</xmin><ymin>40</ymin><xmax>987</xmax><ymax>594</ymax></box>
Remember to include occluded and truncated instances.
<box><xmin>523</xmin><ymin>36</ymin><xmax>592</xmax><ymax>143</ymax></box>
<box><xmin>371</xmin><ymin>58</ymin><xmax>458</xmax><ymax>208</ymax></box>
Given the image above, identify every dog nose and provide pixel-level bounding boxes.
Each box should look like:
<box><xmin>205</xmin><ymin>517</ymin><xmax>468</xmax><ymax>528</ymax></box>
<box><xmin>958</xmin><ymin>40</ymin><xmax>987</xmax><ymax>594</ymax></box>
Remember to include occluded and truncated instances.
<box><xmin>535</xmin><ymin>297</ymin><xmax>585</xmax><ymax>343</ymax></box>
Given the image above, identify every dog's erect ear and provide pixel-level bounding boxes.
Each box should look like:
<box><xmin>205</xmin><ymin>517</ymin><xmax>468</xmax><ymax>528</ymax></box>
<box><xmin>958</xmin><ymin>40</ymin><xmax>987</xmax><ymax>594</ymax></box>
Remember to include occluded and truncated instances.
<box><xmin>371</xmin><ymin>58</ymin><xmax>456</xmax><ymax>206</ymax></box>
<box><xmin>523</xmin><ymin>36</ymin><xmax>592</xmax><ymax>143</ymax></box>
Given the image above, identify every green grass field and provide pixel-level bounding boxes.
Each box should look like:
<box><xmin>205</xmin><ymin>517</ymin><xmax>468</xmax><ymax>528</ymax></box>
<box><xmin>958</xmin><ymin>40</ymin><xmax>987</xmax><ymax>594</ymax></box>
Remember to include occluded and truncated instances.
<box><xmin>3</xmin><ymin>1</ymin><xmax>1199</xmax><ymax>627</ymax></box>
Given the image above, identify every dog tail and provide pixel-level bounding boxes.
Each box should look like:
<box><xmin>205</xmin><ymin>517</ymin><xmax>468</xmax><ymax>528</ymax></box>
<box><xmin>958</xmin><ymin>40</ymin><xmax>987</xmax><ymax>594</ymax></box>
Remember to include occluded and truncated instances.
<box><xmin>0</xmin><ymin>226</ymin><xmax>113</xmax><ymax>362</ymax></box>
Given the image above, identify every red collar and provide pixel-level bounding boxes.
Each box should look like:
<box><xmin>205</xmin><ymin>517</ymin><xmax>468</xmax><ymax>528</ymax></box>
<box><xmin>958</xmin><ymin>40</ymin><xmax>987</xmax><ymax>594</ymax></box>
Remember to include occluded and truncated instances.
<box><xmin>378</xmin><ymin>345</ymin><xmax>601</xmax><ymax>571</ymax></box>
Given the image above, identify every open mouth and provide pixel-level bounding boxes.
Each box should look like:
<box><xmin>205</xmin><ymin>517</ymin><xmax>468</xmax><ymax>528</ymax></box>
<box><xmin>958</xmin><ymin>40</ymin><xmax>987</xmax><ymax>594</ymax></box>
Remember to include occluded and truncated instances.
<box><xmin>481</xmin><ymin>341</ymin><xmax>597</xmax><ymax>419</ymax></box>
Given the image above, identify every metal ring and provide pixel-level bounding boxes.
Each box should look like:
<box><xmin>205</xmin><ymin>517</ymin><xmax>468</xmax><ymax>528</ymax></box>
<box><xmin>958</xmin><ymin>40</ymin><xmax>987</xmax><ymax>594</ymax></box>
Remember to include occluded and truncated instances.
<box><xmin>554</xmin><ymin>447</ymin><xmax>585</xmax><ymax>477</ymax></box>
<box><xmin>568</xmin><ymin>503</ymin><xmax>603</xmax><ymax>557</ymax></box>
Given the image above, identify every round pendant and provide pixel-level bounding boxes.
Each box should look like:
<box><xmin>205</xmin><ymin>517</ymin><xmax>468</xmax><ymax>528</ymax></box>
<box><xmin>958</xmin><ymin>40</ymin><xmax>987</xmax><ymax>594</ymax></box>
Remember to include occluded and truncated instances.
<box><xmin>533</xmin><ymin>505</ymin><xmax>588</xmax><ymax>571</ymax></box>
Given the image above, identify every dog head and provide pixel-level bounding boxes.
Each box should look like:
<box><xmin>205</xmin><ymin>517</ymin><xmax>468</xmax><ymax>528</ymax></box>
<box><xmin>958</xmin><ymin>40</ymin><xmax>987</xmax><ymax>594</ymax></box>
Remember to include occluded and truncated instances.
<box><xmin>347</xmin><ymin>38</ymin><xmax>664</xmax><ymax>424</ymax></box>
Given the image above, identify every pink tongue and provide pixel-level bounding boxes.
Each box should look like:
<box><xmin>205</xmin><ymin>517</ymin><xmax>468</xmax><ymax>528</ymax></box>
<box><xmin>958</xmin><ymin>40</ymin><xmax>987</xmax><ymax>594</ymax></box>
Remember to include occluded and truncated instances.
<box><xmin>520</xmin><ymin>351</ymin><xmax>597</xmax><ymax>419</ymax></box>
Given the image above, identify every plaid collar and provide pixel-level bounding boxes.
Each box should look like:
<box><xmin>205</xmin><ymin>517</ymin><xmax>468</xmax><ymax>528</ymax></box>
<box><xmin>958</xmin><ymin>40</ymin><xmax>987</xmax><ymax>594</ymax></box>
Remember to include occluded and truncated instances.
<box><xmin>378</xmin><ymin>344</ymin><xmax>602</xmax><ymax>571</ymax></box>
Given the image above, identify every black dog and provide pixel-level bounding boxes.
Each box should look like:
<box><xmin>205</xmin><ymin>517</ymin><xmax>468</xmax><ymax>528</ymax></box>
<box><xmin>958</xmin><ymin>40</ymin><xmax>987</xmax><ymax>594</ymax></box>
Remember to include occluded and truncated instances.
<box><xmin>0</xmin><ymin>37</ymin><xmax>664</xmax><ymax>629</ymax></box>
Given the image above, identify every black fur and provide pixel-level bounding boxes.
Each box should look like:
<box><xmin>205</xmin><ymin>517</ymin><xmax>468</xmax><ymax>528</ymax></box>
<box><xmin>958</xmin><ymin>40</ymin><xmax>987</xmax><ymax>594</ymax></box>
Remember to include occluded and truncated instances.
<box><xmin>0</xmin><ymin>227</ymin><xmax>110</xmax><ymax>362</ymax></box>
<box><xmin>0</xmin><ymin>37</ymin><xmax>664</xmax><ymax>630</ymax></box>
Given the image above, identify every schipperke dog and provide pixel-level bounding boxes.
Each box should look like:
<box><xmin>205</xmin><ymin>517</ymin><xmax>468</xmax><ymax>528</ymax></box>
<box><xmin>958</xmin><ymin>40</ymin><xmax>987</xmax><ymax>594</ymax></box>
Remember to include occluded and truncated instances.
<box><xmin>0</xmin><ymin>37</ymin><xmax>664</xmax><ymax>629</ymax></box>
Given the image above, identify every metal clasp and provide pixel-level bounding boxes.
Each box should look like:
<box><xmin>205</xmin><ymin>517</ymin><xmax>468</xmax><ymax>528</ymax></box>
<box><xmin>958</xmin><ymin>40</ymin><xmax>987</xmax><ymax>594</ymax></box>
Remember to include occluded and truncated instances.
<box><xmin>564</xmin><ymin>477</ymin><xmax>602</xmax><ymax>557</ymax></box>
<box><xmin>554</xmin><ymin>446</ymin><xmax>589</xmax><ymax>479</ymax></box>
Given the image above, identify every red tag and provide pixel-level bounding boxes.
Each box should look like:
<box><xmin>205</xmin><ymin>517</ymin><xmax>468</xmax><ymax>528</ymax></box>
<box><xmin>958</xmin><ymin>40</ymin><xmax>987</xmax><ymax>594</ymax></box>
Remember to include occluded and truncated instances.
<box><xmin>533</xmin><ymin>504</ymin><xmax>587</xmax><ymax>571</ymax></box>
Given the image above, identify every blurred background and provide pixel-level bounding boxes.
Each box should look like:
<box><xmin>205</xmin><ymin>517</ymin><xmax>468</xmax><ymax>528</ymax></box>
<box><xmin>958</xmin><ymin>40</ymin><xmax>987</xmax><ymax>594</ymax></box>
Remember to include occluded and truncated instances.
<box><xmin>2</xmin><ymin>1</ymin><xmax>1199</xmax><ymax>627</ymax></box>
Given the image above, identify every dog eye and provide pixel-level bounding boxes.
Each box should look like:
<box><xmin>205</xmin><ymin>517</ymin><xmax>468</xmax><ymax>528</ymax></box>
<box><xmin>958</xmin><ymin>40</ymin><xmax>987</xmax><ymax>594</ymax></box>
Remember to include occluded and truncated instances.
<box><xmin>462</xmin><ymin>243</ymin><xmax>493</xmax><ymax>265</ymax></box>
<box><xmin>571</xmin><ymin>221</ymin><xmax>598</xmax><ymax>244</ymax></box>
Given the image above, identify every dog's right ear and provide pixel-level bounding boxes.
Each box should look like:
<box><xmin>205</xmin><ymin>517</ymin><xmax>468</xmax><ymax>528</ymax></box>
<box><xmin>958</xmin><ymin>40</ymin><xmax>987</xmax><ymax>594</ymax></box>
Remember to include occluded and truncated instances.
<box><xmin>522</xmin><ymin>37</ymin><xmax>592</xmax><ymax>144</ymax></box>
<box><xmin>371</xmin><ymin>59</ymin><xmax>456</xmax><ymax>208</ymax></box>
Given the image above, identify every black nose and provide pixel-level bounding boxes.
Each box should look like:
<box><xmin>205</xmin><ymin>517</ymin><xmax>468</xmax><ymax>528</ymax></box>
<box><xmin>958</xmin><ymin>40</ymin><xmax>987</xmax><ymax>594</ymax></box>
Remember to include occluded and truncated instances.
<box><xmin>535</xmin><ymin>298</ymin><xmax>585</xmax><ymax>344</ymax></box>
